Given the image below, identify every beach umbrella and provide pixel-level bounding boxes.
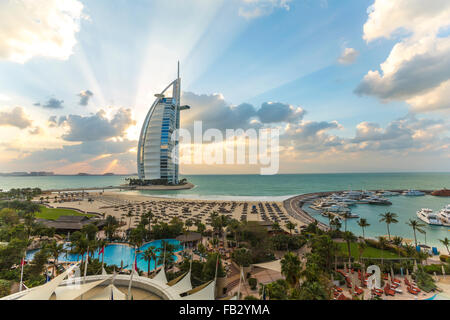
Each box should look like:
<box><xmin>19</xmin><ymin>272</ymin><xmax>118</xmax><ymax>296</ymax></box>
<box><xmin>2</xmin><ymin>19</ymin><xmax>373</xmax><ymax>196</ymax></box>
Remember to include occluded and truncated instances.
<box><xmin>390</xmin><ymin>267</ymin><xmax>395</xmax><ymax>280</ymax></box>
<box><xmin>442</xmin><ymin>265</ymin><xmax>446</xmax><ymax>279</ymax></box>
<box><xmin>400</xmin><ymin>267</ymin><xmax>403</xmax><ymax>277</ymax></box>
<box><xmin>413</xmin><ymin>260</ymin><xmax>418</xmax><ymax>273</ymax></box>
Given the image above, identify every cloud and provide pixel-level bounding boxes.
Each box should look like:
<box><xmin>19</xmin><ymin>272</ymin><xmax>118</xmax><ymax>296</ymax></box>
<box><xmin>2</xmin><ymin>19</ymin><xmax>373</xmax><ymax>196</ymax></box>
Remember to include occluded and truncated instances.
<box><xmin>0</xmin><ymin>0</ymin><xmax>85</xmax><ymax>63</ymax></box>
<box><xmin>40</xmin><ymin>98</ymin><xmax>65</xmax><ymax>109</ymax></box>
<box><xmin>59</xmin><ymin>108</ymin><xmax>136</xmax><ymax>141</ymax></box>
<box><xmin>78</xmin><ymin>90</ymin><xmax>93</xmax><ymax>106</ymax></box>
<box><xmin>356</xmin><ymin>0</ymin><xmax>450</xmax><ymax>112</ymax></box>
<box><xmin>0</xmin><ymin>107</ymin><xmax>32</xmax><ymax>129</ymax></box>
<box><xmin>338</xmin><ymin>48</ymin><xmax>359</xmax><ymax>65</ymax></box>
<box><xmin>349</xmin><ymin>114</ymin><xmax>448</xmax><ymax>151</ymax></box>
<box><xmin>238</xmin><ymin>0</ymin><xmax>291</xmax><ymax>19</ymax></box>
<box><xmin>181</xmin><ymin>92</ymin><xmax>305</xmax><ymax>131</ymax></box>
<box><xmin>256</xmin><ymin>102</ymin><xmax>305</xmax><ymax>123</ymax></box>
<box><xmin>16</xmin><ymin>139</ymin><xmax>136</xmax><ymax>173</ymax></box>
<box><xmin>282</xmin><ymin>120</ymin><xmax>343</xmax><ymax>152</ymax></box>
<box><xmin>48</xmin><ymin>116</ymin><xmax>57</xmax><ymax>127</ymax></box>
<box><xmin>28</xmin><ymin>126</ymin><xmax>42</xmax><ymax>135</ymax></box>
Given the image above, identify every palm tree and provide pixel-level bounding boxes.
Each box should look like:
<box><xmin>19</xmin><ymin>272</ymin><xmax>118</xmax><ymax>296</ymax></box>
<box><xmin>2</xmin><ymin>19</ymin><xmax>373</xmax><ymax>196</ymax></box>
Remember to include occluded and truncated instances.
<box><xmin>406</xmin><ymin>218</ymin><xmax>426</xmax><ymax>247</ymax></box>
<box><xmin>377</xmin><ymin>236</ymin><xmax>388</xmax><ymax>265</ymax></box>
<box><xmin>144</xmin><ymin>210</ymin><xmax>154</xmax><ymax>233</ymax></box>
<box><xmin>439</xmin><ymin>237</ymin><xmax>450</xmax><ymax>254</ymax></box>
<box><xmin>142</xmin><ymin>246</ymin><xmax>157</xmax><ymax>277</ymax></box>
<box><xmin>126</xmin><ymin>211</ymin><xmax>134</xmax><ymax>230</ymax></box>
<box><xmin>285</xmin><ymin>221</ymin><xmax>297</xmax><ymax>235</ymax></box>
<box><xmin>226</xmin><ymin>219</ymin><xmax>241</xmax><ymax>245</ymax></box>
<box><xmin>379</xmin><ymin>212</ymin><xmax>398</xmax><ymax>241</ymax></box>
<box><xmin>280</xmin><ymin>252</ymin><xmax>302</xmax><ymax>288</ymax></box>
<box><xmin>185</xmin><ymin>219</ymin><xmax>193</xmax><ymax>231</ymax></box>
<box><xmin>47</xmin><ymin>240</ymin><xmax>65</xmax><ymax>276</ymax></box>
<box><xmin>342</xmin><ymin>211</ymin><xmax>351</xmax><ymax>232</ymax></box>
<box><xmin>271</xmin><ymin>222</ymin><xmax>282</xmax><ymax>233</ymax></box>
<box><xmin>357</xmin><ymin>218</ymin><xmax>370</xmax><ymax>239</ymax></box>
<box><xmin>357</xmin><ymin>241</ymin><xmax>367</xmax><ymax>263</ymax></box>
<box><xmin>324</xmin><ymin>212</ymin><xmax>333</xmax><ymax>227</ymax></box>
<box><xmin>343</xmin><ymin>231</ymin><xmax>357</xmax><ymax>267</ymax></box>
<box><xmin>392</xmin><ymin>236</ymin><xmax>403</xmax><ymax>258</ymax></box>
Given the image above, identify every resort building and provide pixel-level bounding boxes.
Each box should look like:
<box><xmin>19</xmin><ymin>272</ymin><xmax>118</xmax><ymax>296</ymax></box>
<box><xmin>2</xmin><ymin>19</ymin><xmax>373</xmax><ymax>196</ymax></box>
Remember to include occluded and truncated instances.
<box><xmin>137</xmin><ymin>62</ymin><xmax>190</xmax><ymax>184</ymax></box>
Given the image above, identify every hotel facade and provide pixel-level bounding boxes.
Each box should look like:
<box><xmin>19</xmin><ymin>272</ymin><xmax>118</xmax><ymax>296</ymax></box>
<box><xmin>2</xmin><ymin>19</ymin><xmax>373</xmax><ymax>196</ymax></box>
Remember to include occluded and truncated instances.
<box><xmin>137</xmin><ymin>63</ymin><xmax>190</xmax><ymax>184</ymax></box>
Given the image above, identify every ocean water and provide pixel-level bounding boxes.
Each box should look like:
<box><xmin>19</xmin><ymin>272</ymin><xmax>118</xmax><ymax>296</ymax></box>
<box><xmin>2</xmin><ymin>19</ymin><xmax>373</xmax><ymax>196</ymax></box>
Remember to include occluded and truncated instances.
<box><xmin>2</xmin><ymin>172</ymin><xmax>448</xmax><ymax>198</ymax></box>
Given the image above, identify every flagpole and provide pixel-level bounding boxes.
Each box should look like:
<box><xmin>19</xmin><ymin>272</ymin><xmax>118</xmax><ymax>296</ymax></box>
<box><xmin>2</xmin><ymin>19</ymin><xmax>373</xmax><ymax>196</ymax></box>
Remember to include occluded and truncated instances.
<box><xmin>19</xmin><ymin>254</ymin><xmax>25</xmax><ymax>292</ymax></box>
<box><xmin>101</xmin><ymin>245</ymin><xmax>105</xmax><ymax>269</ymax></box>
<box><xmin>128</xmin><ymin>246</ymin><xmax>137</xmax><ymax>300</ymax></box>
<box><xmin>237</xmin><ymin>266</ymin><xmax>243</xmax><ymax>300</ymax></box>
<box><xmin>214</xmin><ymin>253</ymin><xmax>219</xmax><ymax>299</ymax></box>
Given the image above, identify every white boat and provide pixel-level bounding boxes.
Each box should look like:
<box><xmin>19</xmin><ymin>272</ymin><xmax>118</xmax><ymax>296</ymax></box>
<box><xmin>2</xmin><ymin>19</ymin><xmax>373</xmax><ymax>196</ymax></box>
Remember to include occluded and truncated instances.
<box><xmin>404</xmin><ymin>189</ymin><xmax>425</xmax><ymax>196</ymax></box>
<box><xmin>377</xmin><ymin>190</ymin><xmax>400</xmax><ymax>197</ymax></box>
<box><xmin>437</xmin><ymin>205</ymin><xmax>450</xmax><ymax>226</ymax></box>
<box><xmin>416</xmin><ymin>208</ymin><xmax>442</xmax><ymax>225</ymax></box>
<box><xmin>327</xmin><ymin>204</ymin><xmax>351</xmax><ymax>213</ymax></box>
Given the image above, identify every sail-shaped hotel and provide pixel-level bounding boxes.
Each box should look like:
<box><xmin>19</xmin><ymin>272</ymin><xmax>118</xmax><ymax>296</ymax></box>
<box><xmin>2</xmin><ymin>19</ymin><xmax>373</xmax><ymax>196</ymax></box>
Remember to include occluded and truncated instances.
<box><xmin>137</xmin><ymin>63</ymin><xmax>190</xmax><ymax>184</ymax></box>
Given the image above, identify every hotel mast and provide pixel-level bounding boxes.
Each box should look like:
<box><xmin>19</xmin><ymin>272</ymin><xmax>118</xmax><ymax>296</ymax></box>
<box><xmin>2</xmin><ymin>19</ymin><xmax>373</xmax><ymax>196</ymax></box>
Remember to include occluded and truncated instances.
<box><xmin>137</xmin><ymin>62</ymin><xmax>190</xmax><ymax>184</ymax></box>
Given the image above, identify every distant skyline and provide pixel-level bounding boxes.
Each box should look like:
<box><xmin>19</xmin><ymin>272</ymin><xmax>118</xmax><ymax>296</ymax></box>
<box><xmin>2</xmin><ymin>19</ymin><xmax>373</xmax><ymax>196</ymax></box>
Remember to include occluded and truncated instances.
<box><xmin>0</xmin><ymin>0</ymin><xmax>449</xmax><ymax>175</ymax></box>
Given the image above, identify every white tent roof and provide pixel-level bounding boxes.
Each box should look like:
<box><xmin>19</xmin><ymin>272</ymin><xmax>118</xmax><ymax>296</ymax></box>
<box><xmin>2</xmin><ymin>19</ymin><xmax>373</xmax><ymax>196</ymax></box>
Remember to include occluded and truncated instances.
<box><xmin>19</xmin><ymin>264</ymin><xmax>78</xmax><ymax>300</ymax></box>
<box><xmin>55</xmin><ymin>277</ymin><xmax>111</xmax><ymax>300</ymax></box>
<box><xmin>90</xmin><ymin>284</ymin><xmax>126</xmax><ymax>300</ymax></box>
<box><xmin>152</xmin><ymin>266</ymin><xmax>167</xmax><ymax>284</ymax></box>
<box><xmin>182</xmin><ymin>280</ymin><xmax>215</xmax><ymax>300</ymax></box>
<box><xmin>252</xmin><ymin>259</ymin><xmax>282</xmax><ymax>273</ymax></box>
<box><xmin>170</xmin><ymin>270</ymin><xmax>192</xmax><ymax>294</ymax></box>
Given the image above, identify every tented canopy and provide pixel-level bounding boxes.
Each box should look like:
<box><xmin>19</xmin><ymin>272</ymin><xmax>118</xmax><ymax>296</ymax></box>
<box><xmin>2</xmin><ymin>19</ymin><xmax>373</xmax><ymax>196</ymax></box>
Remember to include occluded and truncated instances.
<box><xmin>183</xmin><ymin>280</ymin><xmax>215</xmax><ymax>300</ymax></box>
<box><xmin>90</xmin><ymin>284</ymin><xmax>126</xmax><ymax>300</ymax></box>
<box><xmin>55</xmin><ymin>277</ymin><xmax>111</xmax><ymax>300</ymax></box>
<box><xmin>252</xmin><ymin>259</ymin><xmax>282</xmax><ymax>273</ymax></box>
<box><xmin>170</xmin><ymin>270</ymin><xmax>192</xmax><ymax>294</ymax></box>
<box><xmin>19</xmin><ymin>264</ymin><xmax>79</xmax><ymax>300</ymax></box>
<box><xmin>152</xmin><ymin>266</ymin><xmax>168</xmax><ymax>284</ymax></box>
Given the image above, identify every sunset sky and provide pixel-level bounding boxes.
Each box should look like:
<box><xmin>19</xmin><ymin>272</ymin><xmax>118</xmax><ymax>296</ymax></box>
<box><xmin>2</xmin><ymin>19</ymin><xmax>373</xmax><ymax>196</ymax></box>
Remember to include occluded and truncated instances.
<box><xmin>0</xmin><ymin>0</ymin><xmax>449</xmax><ymax>174</ymax></box>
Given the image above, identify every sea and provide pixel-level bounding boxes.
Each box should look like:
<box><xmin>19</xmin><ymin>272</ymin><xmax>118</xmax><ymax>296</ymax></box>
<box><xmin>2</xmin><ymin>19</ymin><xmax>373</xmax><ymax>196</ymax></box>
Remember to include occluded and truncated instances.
<box><xmin>1</xmin><ymin>173</ymin><xmax>449</xmax><ymax>249</ymax></box>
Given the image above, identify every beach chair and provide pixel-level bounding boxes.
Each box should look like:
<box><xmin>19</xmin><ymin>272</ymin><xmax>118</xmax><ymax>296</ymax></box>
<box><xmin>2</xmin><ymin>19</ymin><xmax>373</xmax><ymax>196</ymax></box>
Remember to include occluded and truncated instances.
<box><xmin>432</xmin><ymin>247</ymin><xmax>439</xmax><ymax>255</ymax></box>
<box><xmin>407</xmin><ymin>286</ymin><xmax>419</xmax><ymax>295</ymax></box>
<box><xmin>354</xmin><ymin>285</ymin><xmax>364</xmax><ymax>295</ymax></box>
<box><xmin>384</xmin><ymin>284</ymin><xmax>395</xmax><ymax>296</ymax></box>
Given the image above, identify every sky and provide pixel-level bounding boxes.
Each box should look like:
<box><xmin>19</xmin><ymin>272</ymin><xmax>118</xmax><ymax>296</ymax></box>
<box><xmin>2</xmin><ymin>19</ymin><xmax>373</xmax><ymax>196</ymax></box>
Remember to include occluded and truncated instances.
<box><xmin>0</xmin><ymin>0</ymin><xmax>449</xmax><ymax>175</ymax></box>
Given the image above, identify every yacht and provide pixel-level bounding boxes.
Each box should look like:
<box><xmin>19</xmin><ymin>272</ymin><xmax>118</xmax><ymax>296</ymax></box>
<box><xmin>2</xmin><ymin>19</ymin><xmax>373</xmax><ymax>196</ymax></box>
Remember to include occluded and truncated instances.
<box><xmin>404</xmin><ymin>189</ymin><xmax>425</xmax><ymax>196</ymax></box>
<box><xmin>437</xmin><ymin>205</ymin><xmax>450</xmax><ymax>226</ymax></box>
<box><xmin>377</xmin><ymin>190</ymin><xmax>400</xmax><ymax>197</ymax></box>
<box><xmin>416</xmin><ymin>208</ymin><xmax>442</xmax><ymax>225</ymax></box>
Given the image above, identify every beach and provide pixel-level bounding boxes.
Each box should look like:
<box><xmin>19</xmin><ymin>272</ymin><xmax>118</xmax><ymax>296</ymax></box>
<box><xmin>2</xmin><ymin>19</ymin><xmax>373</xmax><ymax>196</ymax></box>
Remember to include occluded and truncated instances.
<box><xmin>38</xmin><ymin>190</ymin><xmax>303</xmax><ymax>234</ymax></box>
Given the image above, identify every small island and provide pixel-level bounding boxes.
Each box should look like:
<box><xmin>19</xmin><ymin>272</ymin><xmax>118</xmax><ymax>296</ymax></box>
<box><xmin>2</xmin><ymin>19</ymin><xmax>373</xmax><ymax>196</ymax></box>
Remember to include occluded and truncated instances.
<box><xmin>124</xmin><ymin>177</ymin><xmax>194</xmax><ymax>190</ymax></box>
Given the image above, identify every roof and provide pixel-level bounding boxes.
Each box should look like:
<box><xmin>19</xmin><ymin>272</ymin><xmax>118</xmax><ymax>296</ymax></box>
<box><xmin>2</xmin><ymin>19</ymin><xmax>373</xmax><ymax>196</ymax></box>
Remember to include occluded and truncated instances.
<box><xmin>37</xmin><ymin>216</ymin><xmax>105</xmax><ymax>231</ymax></box>
<box><xmin>176</xmin><ymin>232</ymin><xmax>202</xmax><ymax>242</ymax></box>
<box><xmin>183</xmin><ymin>280</ymin><xmax>215</xmax><ymax>300</ymax></box>
<box><xmin>55</xmin><ymin>277</ymin><xmax>111</xmax><ymax>300</ymax></box>
<box><xmin>19</xmin><ymin>264</ymin><xmax>78</xmax><ymax>300</ymax></box>
<box><xmin>252</xmin><ymin>259</ymin><xmax>282</xmax><ymax>273</ymax></box>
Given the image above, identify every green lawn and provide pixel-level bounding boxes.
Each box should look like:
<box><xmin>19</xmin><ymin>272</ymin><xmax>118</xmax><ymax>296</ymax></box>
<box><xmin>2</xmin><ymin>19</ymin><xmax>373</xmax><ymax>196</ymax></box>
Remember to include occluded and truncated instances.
<box><xmin>36</xmin><ymin>205</ymin><xmax>94</xmax><ymax>220</ymax></box>
<box><xmin>336</xmin><ymin>242</ymin><xmax>399</xmax><ymax>259</ymax></box>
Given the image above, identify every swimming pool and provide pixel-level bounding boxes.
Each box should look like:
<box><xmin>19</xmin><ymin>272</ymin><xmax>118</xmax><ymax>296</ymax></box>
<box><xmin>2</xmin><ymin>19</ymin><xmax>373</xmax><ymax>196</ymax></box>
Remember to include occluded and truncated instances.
<box><xmin>26</xmin><ymin>239</ymin><xmax>182</xmax><ymax>272</ymax></box>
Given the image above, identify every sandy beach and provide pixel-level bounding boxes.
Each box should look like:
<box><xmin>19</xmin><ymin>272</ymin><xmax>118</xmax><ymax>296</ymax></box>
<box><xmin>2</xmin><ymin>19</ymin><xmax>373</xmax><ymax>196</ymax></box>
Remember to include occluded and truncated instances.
<box><xmin>40</xmin><ymin>190</ymin><xmax>304</xmax><ymax>234</ymax></box>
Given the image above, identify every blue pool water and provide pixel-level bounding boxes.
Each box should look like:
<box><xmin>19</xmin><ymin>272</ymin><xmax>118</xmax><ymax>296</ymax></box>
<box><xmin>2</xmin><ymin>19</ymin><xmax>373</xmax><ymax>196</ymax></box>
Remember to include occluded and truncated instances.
<box><xmin>26</xmin><ymin>239</ymin><xmax>182</xmax><ymax>272</ymax></box>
